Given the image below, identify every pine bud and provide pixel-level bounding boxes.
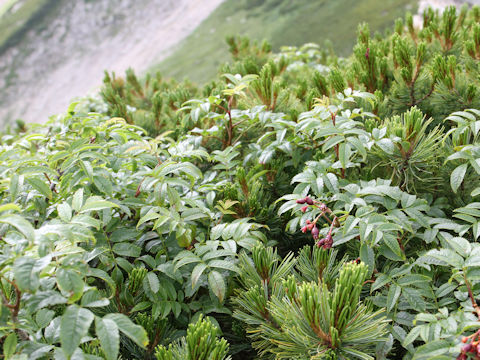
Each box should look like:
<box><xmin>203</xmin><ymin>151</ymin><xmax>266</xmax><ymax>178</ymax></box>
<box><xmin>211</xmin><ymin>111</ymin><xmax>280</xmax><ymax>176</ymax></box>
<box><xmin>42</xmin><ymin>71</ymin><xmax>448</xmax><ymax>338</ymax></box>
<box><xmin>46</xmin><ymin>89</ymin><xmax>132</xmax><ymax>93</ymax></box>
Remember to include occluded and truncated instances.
<box><xmin>311</xmin><ymin>226</ymin><xmax>319</xmax><ymax>239</ymax></box>
<box><xmin>319</xmin><ymin>203</ymin><xmax>327</xmax><ymax>212</ymax></box>
<box><xmin>316</xmin><ymin>238</ymin><xmax>325</xmax><ymax>247</ymax></box>
<box><xmin>462</xmin><ymin>344</ymin><xmax>472</xmax><ymax>353</ymax></box>
<box><xmin>301</xmin><ymin>205</ymin><xmax>308</xmax><ymax>213</ymax></box>
<box><xmin>296</xmin><ymin>198</ymin><xmax>306</xmax><ymax>204</ymax></box>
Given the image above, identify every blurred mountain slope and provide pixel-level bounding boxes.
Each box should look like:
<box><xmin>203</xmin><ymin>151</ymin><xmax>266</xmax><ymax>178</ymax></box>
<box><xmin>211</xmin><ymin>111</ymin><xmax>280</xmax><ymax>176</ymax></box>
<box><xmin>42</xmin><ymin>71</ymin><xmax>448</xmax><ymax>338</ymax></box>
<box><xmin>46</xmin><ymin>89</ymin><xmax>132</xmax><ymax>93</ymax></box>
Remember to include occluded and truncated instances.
<box><xmin>153</xmin><ymin>0</ymin><xmax>418</xmax><ymax>84</ymax></box>
<box><xmin>0</xmin><ymin>0</ymin><xmax>224</xmax><ymax>125</ymax></box>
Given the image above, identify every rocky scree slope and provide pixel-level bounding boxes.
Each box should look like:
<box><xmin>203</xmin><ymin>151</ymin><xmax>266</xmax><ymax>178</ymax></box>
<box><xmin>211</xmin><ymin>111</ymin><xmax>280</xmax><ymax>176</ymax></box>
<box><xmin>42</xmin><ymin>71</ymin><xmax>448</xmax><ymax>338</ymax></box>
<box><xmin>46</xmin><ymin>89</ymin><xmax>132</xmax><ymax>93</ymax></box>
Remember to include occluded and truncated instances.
<box><xmin>0</xmin><ymin>0</ymin><xmax>223</xmax><ymax>125</ymax></box>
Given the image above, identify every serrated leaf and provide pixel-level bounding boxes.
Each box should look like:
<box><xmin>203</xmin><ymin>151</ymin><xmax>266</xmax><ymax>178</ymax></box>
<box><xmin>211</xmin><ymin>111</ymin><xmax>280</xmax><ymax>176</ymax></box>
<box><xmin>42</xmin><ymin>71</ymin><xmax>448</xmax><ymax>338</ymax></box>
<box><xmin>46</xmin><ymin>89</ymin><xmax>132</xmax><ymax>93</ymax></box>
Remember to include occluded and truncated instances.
<box><xmin>412</xmin><ymin>340</ymin><xmax>451</xmax><ymax>359</ymax></box>
<box><xmin>208</xmin><ymin>260</ymin><xmax>240</xmax><ymax>274</ymax></box>
<box><xmin>208</xmin><ymin>270</ymin><xmax>225</xmax><ymax>302</ymax></box>
<box><xmin>14</xmin><ymin>256</ymin><xmax>50</xmax><ymax>292</ymax></box>
<box><xmin>0</xmin><ymin>203</ymin><xmax>21</xmax><ymax>213</ymax></box>
<box><xmin>191</xmin><ymin>263</ymin><xmax>208</xmax><ymax>289</ymax></box>
<box><xmin>144</xmin><ymin>272</ymin><xmax>160</xmax><ymax>294</ymax></box>
<box><xmin>386</xmin><ymin>283</ymin><xmax>401</xmax><ymax>312</ymax></box>
<box><xmin>27</xmin><ymin>177</ymin><xmax>52</xmax><ymax>200</ymax></box>
<box><xmin>451</xmin><ymin>163</ymin><xmax>467</xmax><ymax>193</ymax></box>
<box><xmin>403</xmin><ymin>326</ymin><xmax>421</xmax><ymax>347</ymax></box>
<box><xmin>104</xmin><ymin>313</ymin><xmax>148</xmax><ymax>348</ymax></box>
<box><xmin>72</xmin><ymin>188</ymin><xmax>84</xmax><ymax>212</ymax></box>
<box><xmin>0</xmin><ymin>214</ymin><xmax>35</xmax><ymax>242</ymax></box>
<box><xmin>3</xmin><ymin>333</ymin><xmax>17</xmax><ymax>359</ymax></box>
<box><xmin>80</xmin><ymin>200</ymin><xmax>118</xmax><ymax>213</ymax></box>
<box><xmin>57</xmin><ymin>268</ymin><xmax>84</xmax><ymax>302</ymax></box>
<box><xmin>402</xmin><ymin>287</ymin><xmax>426</xmax><ymax>311</ymax></box>
<box><xmin>60</xmin><ymin>305</ymin><xmax>94</xmax><ymax>357</ymax></box>
<box><xmin>112</xmin><ymin>243</ymin><xmax>141</xmax><ymax>257</ymax></box>
<box><xmin>95</xmin><ymin>317</ymin><xmax>119</xmax><ymax>360</ymax></box>
<box><xmin>57</xmin><ymin>203</ymin><xmax>72</xmax><ymax>223</ymax></box>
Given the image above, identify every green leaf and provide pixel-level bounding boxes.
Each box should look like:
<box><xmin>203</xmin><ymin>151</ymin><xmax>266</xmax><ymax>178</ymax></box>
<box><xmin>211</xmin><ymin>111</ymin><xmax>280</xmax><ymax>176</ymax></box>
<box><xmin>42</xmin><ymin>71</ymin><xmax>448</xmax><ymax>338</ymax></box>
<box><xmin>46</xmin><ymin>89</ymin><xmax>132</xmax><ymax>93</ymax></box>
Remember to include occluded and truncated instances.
<box><xmin>360</xmin><ymin>243</ymin><xmax>375</xmax><ymax>277</ymax></box>
<box><xmin>144</xmin><ymin>272</ymin><xmax>160</xmax><ymax>294</ymax></box>
<box><xmin>0</xmin><ymin>214</ymin><xmax>35</xmax><ymax>242</ymax></box>
<box><xmin>13</xmin><ymin>256</ymin><xmax>50</xmax><ymax>292</ymax></box>
<box><xmin>72</xmin><ymin>188</ymin><xmax>84</xmax><ymax>212</ymax></box>
<box><xmin>60</xmin><ymin>305</ymin><xmax>94</xmax><ymax>357</ymax></box>
<box><xmin>79</xmin><ymin>199</ymin><xmax>118</xmax><ymax>213</ymax></box>
<box><xmin>0</xmin><ymin>203</ymin><xmax>21</xmax><ymax>213</ymax></box>
<box><xmin>57</xmin><ymin>203</ymin><xmax>72</xmax><ymax>223</ymax></box>
<box><xmin>9</xmin><ymin>174</ymin><xmax>20</xmax><ymax>201</ymax></box>
<box><xmin>27</xmin><ymin>177</ymin><xmax>52</xmax><ymax>200</ymax></box>
<box><xmin>3</xmin><ymin>333</ymin><xmax>17</xmax><ymax>359</ymax></box>
<box><xmin>174</xmin><ymin>252</ymin><xmax>201</xmax><ymax>271</ymax></box>
<box><xmin>421</xmin><ymin>249</ymin><xmax>464</xmax><ymax>268</ymax></box>
<box><xmin>371</xmin><ymin>273</ymin><xmax>391</xmax><ymax>292</ymax></box>
<box><xmin>57</xmin><ymin>268</ymin><xmax>84</xmax><ymax>302</ymax></box>
<box><xmin>403</xmin><ymin>326</ymin><xmax>421</xmax><ymax>347</ymax></box>
<box><xmin>338</xmin><ymin>142</ymin><xmax>348</xmax><ymax>168</ymax></box>
<box><xmin>112</xmin><ymin>243</ymin><xmax>141</xmax><ymax>257</ymax></box>
<box><xmin>413</xmin><ymin>340</ymin><xmax>451</xmax><ymax>359</ymax></box>
<box><xmin>93</xmin><ymin>175</ymin><xmax>113</xmax><ymax>196</ymax></box>
<box><xmin>137</xmin><ymin>210</ymin><xmax>160</xmax><ymax>229</ymax></box>
<box><xmin>191</xmin><ymin>263</ymin><xmax>208</xmax><ymax>289</ymax></box>
<box><xmin>386</xmin><ymin>283</ymin><xmax>401</xmax><ymax>312</ymax></box>
<box><xmin>104</xmin><ymin>313</ymin><xmax>148</xmax><ymax>348</ymax></box>
<box><xmin>95</xmin><ymin>317</ymin><xmax>119</xmax><ymax>360</ymax></box>
<box><xmin>382</xmin><ymin>234</ymin><xmax>405</xmax><ymax>260</ymax></box>
<box><xmin>36</xmin><ymin>309</ymin><xmax>55</xmax><ymax>329</ymax></box>
<box><xmin>377</xmin><ymin>138</ymin><xmax>394</xmax><ymax>154</ymax></box>
<box><xmin>208</xmin><ymin>260</ymin><xmax>240</xmax><ymax>274</ymax></box>
<box><xmin>208</xmin><ymin>270</ymin><xmax>225</xmax><ymax>302</ymax></box>
<box><xmin>472</xmin><ymin>187</ymin><xmax>480</xmax><ymax>197</ymax></box>
<box><xmin>402</xmin><ymin>287</ymin><xmax>426</xmax><ymax>312</ymax></box>
<box><xmin>451</xmin><ymin>163</ymin><xmax>468</xmax><ymax>193</ymax></box>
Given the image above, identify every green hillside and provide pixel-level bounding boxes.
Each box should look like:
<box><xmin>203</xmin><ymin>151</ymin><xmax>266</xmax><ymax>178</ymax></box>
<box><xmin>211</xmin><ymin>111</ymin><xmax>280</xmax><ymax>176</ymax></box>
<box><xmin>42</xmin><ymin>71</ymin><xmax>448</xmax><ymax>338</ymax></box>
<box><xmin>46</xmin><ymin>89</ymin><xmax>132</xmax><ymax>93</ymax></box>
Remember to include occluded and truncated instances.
<box><xmin>154</xmin><ymin>0</ymin><xmax>417</xmax><ymax>83</ymax></box>
<box><xmin>0</xmin><ymin>0</ymin><xmax>59</xmax><ymax>54</ymax></box>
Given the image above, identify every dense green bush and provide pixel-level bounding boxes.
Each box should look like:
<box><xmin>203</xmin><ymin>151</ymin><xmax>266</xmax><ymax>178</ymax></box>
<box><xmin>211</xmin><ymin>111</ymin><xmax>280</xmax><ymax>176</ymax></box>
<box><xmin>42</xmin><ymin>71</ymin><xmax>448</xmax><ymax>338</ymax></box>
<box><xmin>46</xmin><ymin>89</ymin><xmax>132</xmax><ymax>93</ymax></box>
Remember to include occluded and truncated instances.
<box><xmin>2</xmin><ymin>4</ymin><xmax>480</xmax><ymax>360</ymax></box>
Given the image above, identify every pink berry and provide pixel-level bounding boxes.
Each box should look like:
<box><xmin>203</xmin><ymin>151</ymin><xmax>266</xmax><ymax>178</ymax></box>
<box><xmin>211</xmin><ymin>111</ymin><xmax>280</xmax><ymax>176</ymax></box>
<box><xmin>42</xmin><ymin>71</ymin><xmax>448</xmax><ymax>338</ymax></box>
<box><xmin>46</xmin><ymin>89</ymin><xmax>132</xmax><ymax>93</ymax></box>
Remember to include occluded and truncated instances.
<box><xmin>316</xmin><ymin>238</ymin><xmax>325</xmax><ymax>247</ymax></box>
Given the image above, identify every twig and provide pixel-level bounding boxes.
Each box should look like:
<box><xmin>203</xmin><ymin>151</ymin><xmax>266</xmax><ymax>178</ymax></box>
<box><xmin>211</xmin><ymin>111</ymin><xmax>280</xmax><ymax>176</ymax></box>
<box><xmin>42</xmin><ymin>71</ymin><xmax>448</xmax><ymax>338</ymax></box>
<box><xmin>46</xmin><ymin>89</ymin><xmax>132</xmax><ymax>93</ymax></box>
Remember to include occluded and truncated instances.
<box><xmin>464</xmin><ymin>273</ymin><xmax>480</xmax><ymax>320</ymax></box>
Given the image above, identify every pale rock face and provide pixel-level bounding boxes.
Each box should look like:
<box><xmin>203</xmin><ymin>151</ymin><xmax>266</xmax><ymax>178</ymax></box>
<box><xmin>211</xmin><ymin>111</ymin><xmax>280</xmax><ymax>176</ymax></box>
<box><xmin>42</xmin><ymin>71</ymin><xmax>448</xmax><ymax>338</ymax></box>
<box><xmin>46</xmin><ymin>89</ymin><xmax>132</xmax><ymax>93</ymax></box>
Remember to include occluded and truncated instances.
<box><xmin>0</xmin><ymin>0</ymin><xmax>224</xmax><ymax>125</ymax></box>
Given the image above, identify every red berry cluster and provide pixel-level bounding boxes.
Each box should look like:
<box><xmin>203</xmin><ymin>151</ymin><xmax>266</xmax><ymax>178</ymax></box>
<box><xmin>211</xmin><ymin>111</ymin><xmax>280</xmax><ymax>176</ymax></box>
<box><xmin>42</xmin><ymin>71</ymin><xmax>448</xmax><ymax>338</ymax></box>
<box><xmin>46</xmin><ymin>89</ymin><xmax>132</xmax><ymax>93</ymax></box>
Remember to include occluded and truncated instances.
<box><xmin>296</xmin><ymin>196</ymin><xmax>337</xmax><ymax>249</ymax></box>
<box><xmin>458</xmin><ymin>334</ymin><xmax>480</xmax><ymax>359</ymax></box>
<box><xmin>300</xmin><ymin>219</ymin><xmax>316</xmax><ymax>235</ymax></box>
<box><xmin>316</xmin><ymin>234</ymin><xmax>333</xmax><ymax>249</ymax></box>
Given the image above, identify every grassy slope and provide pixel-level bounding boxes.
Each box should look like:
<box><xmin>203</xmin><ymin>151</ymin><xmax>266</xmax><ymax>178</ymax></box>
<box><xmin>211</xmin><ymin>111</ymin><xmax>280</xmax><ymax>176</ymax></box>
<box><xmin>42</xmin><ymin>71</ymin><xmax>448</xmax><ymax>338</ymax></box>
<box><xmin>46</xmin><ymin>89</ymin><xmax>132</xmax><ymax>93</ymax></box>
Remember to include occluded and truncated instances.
<box><xmin>154</xmin><ymin>0</ymin><xmax>417</xmax><ymax>84</ymax></box>
<box><xmin>0</xmin><ymin>0</ymin><xmax>61</xmax><ymax>54</ymax></box>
